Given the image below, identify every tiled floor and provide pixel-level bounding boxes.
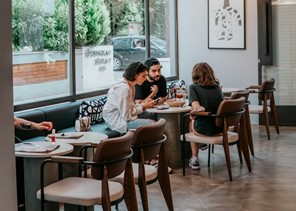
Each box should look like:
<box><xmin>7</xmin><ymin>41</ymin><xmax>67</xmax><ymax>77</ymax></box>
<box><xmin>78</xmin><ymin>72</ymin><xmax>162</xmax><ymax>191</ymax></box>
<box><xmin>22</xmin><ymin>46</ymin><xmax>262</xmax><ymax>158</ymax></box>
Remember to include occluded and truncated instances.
<box><xmin>96</xmin><ymin>125</ymin><xmax>296</xmax><ymax>211</ymax></box>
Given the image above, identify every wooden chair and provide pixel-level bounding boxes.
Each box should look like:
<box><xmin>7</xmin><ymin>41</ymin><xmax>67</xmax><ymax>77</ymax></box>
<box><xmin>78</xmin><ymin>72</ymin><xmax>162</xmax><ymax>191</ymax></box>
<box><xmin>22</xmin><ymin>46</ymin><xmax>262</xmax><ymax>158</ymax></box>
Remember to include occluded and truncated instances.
<box><xmin>37</xmin><ymin>131</ymin><xmax>138</xmax><ymax>211</ymax></box>
<box><xmin>181</xmin><ymin>97</ymin><xmax>251</xmax><ymax>181</ymax></box>
<box><xmin>112</xmin><ymin>118</ymin><xmax>174</xmax><ymax>211</ymax></box>
<box><xmin>231</xmin><ymin>91</ymin><xmax>254</xmax><ymax>156</ymax></box>
<box><xmin>247</xmin><ymin>78</ymin><xmax>280</xmax><ymax>140</ymax></box>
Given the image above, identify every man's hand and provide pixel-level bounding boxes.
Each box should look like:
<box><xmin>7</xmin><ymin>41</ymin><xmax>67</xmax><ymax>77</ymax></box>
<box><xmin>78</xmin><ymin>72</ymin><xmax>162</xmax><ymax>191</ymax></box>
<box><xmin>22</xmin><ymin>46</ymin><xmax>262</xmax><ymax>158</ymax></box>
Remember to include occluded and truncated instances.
<box><xmin>154</xmin><ymin>96</ymin><xmax>167</xmax><ymax>105</ymax></box>
<box><xmin>150</xmin><ymin>85</ymin><xmax>158</xmax><ymax>96</ymax></box>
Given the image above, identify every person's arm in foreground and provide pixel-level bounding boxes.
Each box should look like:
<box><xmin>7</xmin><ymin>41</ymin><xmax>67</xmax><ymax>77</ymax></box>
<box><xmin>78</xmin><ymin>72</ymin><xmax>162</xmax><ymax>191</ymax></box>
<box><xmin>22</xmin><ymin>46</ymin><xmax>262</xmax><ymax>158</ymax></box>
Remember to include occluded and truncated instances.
<box><xmin>14</xmin><ymin>117</ymin><xmax>53</xmax><ymax>131</ymax></box>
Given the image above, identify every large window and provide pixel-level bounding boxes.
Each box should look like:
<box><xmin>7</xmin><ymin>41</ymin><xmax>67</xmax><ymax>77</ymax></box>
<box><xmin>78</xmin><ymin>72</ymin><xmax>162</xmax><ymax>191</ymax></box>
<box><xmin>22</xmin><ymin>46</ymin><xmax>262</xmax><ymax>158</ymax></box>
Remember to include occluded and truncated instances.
<box><xmin>12</xmin><ymin>0</ymin><xmax>71</xmax><ymax>106</ymax></box>
<box><xmin>12</xmin><ymin>0</ymin><xmax>178</xmax><ymax>110</ymax></box>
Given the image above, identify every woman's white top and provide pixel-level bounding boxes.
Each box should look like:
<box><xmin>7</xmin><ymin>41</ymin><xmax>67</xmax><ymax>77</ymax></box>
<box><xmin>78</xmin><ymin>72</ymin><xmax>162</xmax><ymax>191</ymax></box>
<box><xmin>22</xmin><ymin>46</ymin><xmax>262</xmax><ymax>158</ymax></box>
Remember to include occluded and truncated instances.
<box><xmin>103</xmin><ymin>79</ymin><xmax>143</xmax><ymax>133</ymax></box>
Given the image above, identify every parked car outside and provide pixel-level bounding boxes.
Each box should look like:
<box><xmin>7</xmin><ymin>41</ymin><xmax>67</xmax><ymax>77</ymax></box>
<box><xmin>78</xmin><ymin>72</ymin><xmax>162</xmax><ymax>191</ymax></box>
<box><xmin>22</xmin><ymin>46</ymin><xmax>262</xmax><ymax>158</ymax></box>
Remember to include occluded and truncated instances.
<box><xmin>111</xmin><ymin>36</ymin><xmax>167</xmax><ymax>71</ymax></box>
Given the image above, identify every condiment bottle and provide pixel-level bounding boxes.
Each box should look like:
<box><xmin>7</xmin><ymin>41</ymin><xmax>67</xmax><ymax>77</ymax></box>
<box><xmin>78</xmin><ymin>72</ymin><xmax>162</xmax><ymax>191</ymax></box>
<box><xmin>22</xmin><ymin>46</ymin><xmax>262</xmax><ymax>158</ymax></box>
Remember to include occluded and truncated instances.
<box><xmin>51</xmin><ymin>129</ymin><xmax>56</xmax><ymax>144</ymax></box>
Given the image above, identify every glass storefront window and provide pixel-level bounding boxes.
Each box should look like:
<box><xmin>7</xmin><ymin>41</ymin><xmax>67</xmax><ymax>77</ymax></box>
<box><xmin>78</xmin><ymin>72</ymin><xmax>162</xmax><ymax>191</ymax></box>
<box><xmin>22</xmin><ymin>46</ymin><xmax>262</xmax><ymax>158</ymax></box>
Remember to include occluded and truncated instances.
<box><xmin>12</xmin><ymin>0</ymin><xmax>70</xmax><ymax>105</ymax></box>
<box><xmin>12</xmin><ymin>0</ymin><xmax>178</xmax><ymax>109</ymax></box>
<box><xmin>150</xmin><ymin>0</ymin><xmax>176</xmax><ymax>78</ymax></box>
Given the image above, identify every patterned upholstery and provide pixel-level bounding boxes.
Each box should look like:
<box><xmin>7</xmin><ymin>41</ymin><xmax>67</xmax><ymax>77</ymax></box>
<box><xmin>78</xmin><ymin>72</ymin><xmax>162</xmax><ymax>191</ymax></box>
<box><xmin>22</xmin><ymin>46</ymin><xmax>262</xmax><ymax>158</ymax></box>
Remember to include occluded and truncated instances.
<box><xmin>79</xmin><ymin>96</ymin><xmax>107</xmax><ymax>124</ymax></box>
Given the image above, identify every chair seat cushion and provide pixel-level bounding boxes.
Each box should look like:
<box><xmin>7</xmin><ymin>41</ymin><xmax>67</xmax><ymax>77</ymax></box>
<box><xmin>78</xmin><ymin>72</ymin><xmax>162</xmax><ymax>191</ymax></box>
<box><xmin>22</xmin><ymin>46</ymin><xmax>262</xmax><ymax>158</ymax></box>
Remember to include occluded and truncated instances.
<box><xmin>111</xmin><ymin>163</ymin><xmax>158</xmax><ymax>184</ymax></box>
<box><xmin>36</xmin><ymin>177</ymin><xmax>123</xmax><ymax>206</ymax></box>
<box><xmin>249</xmin><ymin>105</ymin><xmax>271</xmax><ymax>114</ymax></box>
<box><xmin>180</xmin><ymin>131</ymin><xmax>239</xmax><ymax>145</ymax></box>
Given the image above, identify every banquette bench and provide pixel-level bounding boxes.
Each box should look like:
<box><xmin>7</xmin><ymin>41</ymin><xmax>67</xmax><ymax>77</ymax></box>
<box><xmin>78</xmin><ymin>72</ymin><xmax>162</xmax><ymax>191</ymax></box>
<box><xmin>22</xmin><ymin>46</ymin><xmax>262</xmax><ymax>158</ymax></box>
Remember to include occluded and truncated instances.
<box><xmin>15</xmin><ymin>97</ymin><xmax>120</xmax><ymax>142</ymax></box>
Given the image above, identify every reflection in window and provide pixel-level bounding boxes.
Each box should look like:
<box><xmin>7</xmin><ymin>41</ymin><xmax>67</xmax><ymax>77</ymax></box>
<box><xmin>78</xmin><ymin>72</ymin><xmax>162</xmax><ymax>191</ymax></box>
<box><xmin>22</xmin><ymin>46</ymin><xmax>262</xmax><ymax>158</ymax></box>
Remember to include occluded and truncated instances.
<box><xmin>150</xmin><ymin>0</ymin><xmax>176</xmax><ymax>78</ymax></box>
<box><xmin>12</xmin><ymin>0</ymin><xmax>177</xmax><ymax>108</ymax></box>
<box><xmin>12</xmin><ymin>0</ymin><xmax>70</xmax><ymax>105</ymax></box>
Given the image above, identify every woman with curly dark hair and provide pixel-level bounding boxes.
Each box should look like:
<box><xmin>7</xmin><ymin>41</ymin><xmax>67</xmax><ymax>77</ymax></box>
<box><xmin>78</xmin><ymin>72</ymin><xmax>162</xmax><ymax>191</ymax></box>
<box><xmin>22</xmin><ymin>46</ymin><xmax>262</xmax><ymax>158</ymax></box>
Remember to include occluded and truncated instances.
<box><xmin>188</xmin><ymin>62</ymin><xmax>224</xmax><ymax>170</ymax></box>
<box><xmin>103</xmin><ymin>62</ymin><xmax>155</xmax><ymax>134</ymax></box>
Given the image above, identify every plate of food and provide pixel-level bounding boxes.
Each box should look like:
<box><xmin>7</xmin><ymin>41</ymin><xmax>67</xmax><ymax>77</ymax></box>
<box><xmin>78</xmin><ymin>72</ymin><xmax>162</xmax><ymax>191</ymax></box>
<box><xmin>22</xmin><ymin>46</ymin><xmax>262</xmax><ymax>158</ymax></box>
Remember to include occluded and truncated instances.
<box><xmin>166</xmin><ymin>99</ymin><xmax>186</xmax><ymax>107</ymax></box>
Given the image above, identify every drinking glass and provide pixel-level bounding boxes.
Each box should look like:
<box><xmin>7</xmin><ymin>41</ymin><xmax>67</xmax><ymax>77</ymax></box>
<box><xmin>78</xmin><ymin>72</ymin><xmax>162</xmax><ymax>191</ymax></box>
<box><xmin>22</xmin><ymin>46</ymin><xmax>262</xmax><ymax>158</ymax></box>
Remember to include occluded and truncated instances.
<box><xmin>176</xmin><ymin>90</ymin><xmax>183</xmax><ymax>101</ymax></box>
<box><xmin>174</xmin><ymin>85</ymin><xmax>180</xmax><ymax>98</ymax></box>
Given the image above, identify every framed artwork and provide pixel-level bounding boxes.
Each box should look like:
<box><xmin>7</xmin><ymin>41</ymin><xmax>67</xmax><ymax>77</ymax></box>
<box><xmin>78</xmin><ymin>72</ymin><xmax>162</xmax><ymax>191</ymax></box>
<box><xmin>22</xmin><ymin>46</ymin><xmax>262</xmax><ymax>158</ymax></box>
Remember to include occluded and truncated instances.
<box><xmin>208</xmin><ymin>0</ymin><xmax>246</xmax><ymax>49</ymax></box>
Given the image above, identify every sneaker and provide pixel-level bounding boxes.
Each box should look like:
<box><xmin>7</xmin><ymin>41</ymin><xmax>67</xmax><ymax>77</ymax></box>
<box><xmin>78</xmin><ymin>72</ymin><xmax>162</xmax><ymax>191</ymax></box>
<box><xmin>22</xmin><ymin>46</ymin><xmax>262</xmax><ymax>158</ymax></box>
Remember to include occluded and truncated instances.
<box><xmin>189</xmin><ymin>157</ymin><xmax>200</xmax><ymax>170</ymax></box>
<box><xmin>199</xmin><ymin>144</ymin><xmax>209</xmax><ymax>151</ymax></box>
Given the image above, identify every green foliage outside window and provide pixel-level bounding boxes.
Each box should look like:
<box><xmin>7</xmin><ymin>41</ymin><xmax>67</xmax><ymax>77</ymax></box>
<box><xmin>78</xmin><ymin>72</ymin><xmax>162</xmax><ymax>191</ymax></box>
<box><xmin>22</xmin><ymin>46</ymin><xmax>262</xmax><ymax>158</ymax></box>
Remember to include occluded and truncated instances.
<box><xmin>107</xmin><ymin>1</ymin><xmax>142</xmax><ymax>36</ymax></box>
<box><xmin>12</xmin><ymin>0</ymin><xmax>45</xmax><ymax>51</ymax></box>
<box><xmin>150</xmin><ymin>0</ymin><xmax>166</xmax><ymax>40</ymax></box>
<box><xmin>12</xmin><ymin>0</ymin><xmax>111</xmax><ymax>52</ymax></box>
<box><xmin>12</xmin><ymin>0</ymin><xmax>166</xmax><ymax>52</ymax></box>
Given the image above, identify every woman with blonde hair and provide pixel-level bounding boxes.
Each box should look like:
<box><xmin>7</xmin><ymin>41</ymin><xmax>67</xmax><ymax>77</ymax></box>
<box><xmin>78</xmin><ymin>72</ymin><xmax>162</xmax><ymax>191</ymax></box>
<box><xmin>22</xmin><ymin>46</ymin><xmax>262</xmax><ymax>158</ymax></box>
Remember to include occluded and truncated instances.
<box><xmin>188</xmin><ymin>62</ymin><xmax>224</xmax><ymax>169</ymax></box>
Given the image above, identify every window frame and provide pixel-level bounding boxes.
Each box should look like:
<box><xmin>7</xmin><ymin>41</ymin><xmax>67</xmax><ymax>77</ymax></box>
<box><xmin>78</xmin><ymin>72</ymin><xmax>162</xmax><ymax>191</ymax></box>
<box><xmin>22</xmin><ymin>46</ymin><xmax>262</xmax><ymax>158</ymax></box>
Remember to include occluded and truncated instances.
<box><xmin>14</xmin><ymin>0</ymin><xmax>179</xmax><ymax>111</ymax></box>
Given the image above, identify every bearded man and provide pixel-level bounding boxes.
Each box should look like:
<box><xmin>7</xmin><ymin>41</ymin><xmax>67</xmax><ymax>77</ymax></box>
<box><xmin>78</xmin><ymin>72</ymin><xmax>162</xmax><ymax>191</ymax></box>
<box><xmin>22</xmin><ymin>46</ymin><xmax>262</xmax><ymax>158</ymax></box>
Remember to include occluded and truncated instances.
<box><xmin>134</xmin><ymin>58</ymin><xmax>167</xmax><ymax>105</ymax></box>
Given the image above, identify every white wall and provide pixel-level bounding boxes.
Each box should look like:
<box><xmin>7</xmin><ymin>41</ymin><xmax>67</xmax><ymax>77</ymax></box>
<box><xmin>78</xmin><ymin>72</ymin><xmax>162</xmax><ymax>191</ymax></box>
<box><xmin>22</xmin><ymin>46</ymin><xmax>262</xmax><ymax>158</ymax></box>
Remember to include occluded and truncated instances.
<box><xmin>178</xmin><ymin>0</ymin><xmax>259</xmax><ymax>123</ymax></box>
<box><xmin>0</xmin><ymin>0</ymin><xmax>18</xmax><ymax>210</ymax></box>
<box><xmin>178</xmin><ymin>0</ymin><xmax>258</xmax><ymax>95</ymax></box>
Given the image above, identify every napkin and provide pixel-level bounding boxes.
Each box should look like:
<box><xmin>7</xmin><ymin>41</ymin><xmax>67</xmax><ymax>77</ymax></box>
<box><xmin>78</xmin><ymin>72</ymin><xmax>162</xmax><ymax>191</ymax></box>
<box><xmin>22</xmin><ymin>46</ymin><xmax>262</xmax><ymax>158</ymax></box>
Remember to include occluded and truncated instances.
<box><xmin>156</xmin><ymin>104</ymin><xmax>170</xmax><ymax>110</ymax></box>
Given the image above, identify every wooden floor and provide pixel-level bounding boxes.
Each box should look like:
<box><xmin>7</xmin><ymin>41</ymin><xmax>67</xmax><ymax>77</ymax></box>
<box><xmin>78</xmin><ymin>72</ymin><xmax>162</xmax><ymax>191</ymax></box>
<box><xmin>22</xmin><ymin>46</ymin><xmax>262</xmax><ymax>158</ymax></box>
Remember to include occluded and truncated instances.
<box><xmin>96</xmin><ymin>125</ymin><xmax>296</xmax><ymax>211</ymax></box>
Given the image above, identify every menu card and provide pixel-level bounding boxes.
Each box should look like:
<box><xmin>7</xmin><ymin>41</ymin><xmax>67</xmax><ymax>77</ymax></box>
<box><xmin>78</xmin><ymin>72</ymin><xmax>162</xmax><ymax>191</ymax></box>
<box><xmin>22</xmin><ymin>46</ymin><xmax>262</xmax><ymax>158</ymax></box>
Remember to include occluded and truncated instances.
<box><xmin>47</xmin><ymin>132</ymin><xmax>84</xmax><ymax>139</ymax></box>
<box><xmin>15</xmin><ymin>142</ymin><xmax>60</xmax><ymax>153</ymax></box>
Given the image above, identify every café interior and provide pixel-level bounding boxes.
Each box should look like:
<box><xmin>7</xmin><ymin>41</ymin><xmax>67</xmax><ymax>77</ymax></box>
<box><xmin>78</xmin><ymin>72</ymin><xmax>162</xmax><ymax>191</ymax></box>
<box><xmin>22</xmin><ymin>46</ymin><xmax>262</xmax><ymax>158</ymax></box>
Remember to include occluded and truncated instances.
<box><xmin>1</xmin><ymin>0</ymin><xmax>296</xmax><ymax>210</ymax></box>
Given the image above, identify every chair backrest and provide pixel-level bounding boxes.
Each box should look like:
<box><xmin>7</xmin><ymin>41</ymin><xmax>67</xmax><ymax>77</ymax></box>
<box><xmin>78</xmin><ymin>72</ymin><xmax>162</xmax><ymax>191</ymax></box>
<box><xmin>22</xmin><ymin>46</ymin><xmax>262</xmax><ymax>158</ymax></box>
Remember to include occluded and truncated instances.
<box><xmin>231</xmin><ymin>91</ymin><xmax>250</xmax><ymax>102</ymax></box>
<box><xmin>258</xmin><ymin>78</ymin><xmax>275</xmax><ymax>101</ymax></box>
<box><xmin>91</xmin><ymin>131</ymin><xmax>133</xmax><ymax>179</ymax></box>
<box><xmin>131</xmin><ymin>118</ymin><xmax>166</xmax><ymax>162</ymax></box>
<box><xmin>215</xmin><ymin>97</ymin><xmax>245</xmax><ymax>128</ymax></box>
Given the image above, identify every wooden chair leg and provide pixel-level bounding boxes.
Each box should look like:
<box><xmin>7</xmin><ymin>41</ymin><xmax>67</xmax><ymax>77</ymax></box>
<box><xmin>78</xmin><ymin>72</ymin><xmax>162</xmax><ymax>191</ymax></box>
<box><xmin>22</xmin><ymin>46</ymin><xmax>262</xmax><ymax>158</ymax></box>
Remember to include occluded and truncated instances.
<box><xmin>236</xmin><ymin>140</ymin><xmax>243</xmax><ymax>165</ymax></box>
<box><xmin>138</xmin><ymin>152</ymin><xmax>149</xmax><ymax>211</ymax></box>
<box><xmin>234</xmin><ymin>123</ymin><xmax>243</xmax><ymax>164</ymax></box>
<box><xmin>221</xmin><ymin>122</ymin><xmax>233</xmax><ymax>181</ymax></box>
<box><xmin>222</xmin><ymin>141</ymin><xmax>232</xmax><ymax>181</ymax></box>
<box><xmin>102</xmin><ymin>166</ymin><xmax>111</xmax><ymax>211</ymax></box>
<box><xmin>245</xmin><ymin>108</ymin><xmax>254</xmax><ymax>156</ymax></box>
<box><xmin>158</xmin><ymin>145</ymin><xmax>174</xmax><ymax>211</ymax></box>
<box><xmin>270</xmin><ymin>96</ymin><xmax>280</xmax><ymax>135</ymax></box>
<box><xmin>240</xmin><ymin>115</ymin><xmax>252</xmax><ymax>173</ymax></box>
<box><xmin>263</xmin><ymin>103</ymin><xmax>271</xmax><ymax>140</ymax></box>
<box><xmin>123</xmin><ymin>159</ymin><xmax>138</xmax><ymax>211</ymax></box>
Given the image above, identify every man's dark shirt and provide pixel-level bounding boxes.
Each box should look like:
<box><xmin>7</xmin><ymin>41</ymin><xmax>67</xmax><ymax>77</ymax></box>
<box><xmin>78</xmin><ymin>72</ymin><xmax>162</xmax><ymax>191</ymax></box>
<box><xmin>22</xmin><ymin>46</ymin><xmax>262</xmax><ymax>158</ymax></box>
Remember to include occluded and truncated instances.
<box><xmin>135</xmin><ymin>75</ymin><xmax>167</xmax><ymax>100</ymax></box>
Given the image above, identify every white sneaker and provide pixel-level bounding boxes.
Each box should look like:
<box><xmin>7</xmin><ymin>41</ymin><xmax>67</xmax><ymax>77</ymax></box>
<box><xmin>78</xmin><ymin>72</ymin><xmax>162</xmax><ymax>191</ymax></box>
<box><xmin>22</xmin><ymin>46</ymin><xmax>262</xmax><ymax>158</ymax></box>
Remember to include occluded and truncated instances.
<box><xmin>189</xmin><ymin>157</ymin><xmax>200</xmax><ymax>170</ymax></box>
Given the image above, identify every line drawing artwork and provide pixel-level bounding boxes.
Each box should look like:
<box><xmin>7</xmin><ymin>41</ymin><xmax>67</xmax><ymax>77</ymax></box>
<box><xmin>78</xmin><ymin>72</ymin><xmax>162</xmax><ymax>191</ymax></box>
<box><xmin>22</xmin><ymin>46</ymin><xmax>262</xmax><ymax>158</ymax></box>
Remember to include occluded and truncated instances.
<box><xmin>209</xmin><ymin>0</ymin><xmax>245</xmax><ymax>49</ymax></box>
<box><xmin>215</xmin><ymin>0</ymin><xmax>242</xmax><ymax>41</ymax></box>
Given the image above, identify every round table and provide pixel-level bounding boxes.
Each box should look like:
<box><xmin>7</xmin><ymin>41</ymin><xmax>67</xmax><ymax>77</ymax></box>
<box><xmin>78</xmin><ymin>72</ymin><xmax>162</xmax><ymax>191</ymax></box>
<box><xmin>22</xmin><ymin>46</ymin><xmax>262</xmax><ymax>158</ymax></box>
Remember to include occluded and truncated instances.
<box><xmin>15</xmin><ymin>142</ymin><xmax>73</xmax><ymax>158</ymax></box>
<box><xmin>15</xmin><ymin>142</ymin><xmax>74</xmax><ymax>211</ymax></box>
<box><xmin>45</xmin><ymin>131</ymin><xmax>108</xmax><ymax>146</ymax></box>
<box><xmin>147</xmin><ymin>105</ymin><xmax>191</xmax><ymax>169</ymax></box>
